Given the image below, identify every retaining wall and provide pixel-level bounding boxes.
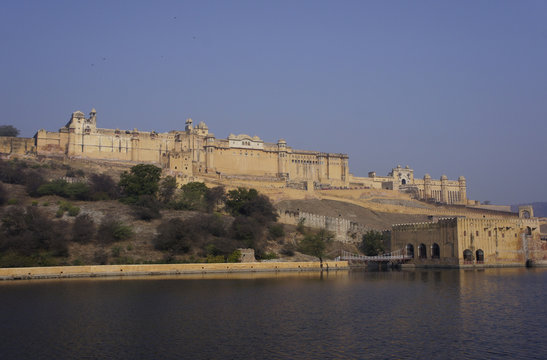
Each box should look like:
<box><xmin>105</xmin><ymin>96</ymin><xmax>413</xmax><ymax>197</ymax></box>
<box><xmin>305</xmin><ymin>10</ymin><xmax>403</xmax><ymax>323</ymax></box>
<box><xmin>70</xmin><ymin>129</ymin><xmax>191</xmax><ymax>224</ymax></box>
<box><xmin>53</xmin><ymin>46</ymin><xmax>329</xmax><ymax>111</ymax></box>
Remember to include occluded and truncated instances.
<box><xmin>0</xmin><ymin>261</ymin><xmax>349</xmax><ymax>281</ymax></box>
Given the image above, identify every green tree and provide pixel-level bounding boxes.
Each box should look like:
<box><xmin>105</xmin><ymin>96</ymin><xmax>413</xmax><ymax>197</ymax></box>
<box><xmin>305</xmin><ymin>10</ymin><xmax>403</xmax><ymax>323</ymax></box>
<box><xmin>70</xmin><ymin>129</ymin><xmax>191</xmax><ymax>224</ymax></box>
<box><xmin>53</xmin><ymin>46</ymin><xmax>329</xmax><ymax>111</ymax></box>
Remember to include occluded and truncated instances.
<box><xmin>175</xmin><ymin>181</ymin><xmax>208</xmax><ymax>210</ymax></box>
<box><xmin>360</xmin><ymin>230</ymin><xmax>387</xmax><ymax>256</ymax></box>
<box><xmin>0</xmin><ymin>125</ymin><xmax>19</xmax><ymax>137</ymax></box>
<box><xmin>225</xmin><ymin>187</ymin><xmax>277</xmax><ymax>223</ymax></box>
<box><xmin>118</xmin><ymin>164</ymin><xmax>162</xmax><ymax>202</ymax></box>
<box><xmin>159</xmin><ymin>176</ymin><xmax>177</xmax><ymax>203</ymax></box>
<box><xmin>298</xmin><ymin>228</ymin><xmax>334</xmax><ymax>265</ymax></box>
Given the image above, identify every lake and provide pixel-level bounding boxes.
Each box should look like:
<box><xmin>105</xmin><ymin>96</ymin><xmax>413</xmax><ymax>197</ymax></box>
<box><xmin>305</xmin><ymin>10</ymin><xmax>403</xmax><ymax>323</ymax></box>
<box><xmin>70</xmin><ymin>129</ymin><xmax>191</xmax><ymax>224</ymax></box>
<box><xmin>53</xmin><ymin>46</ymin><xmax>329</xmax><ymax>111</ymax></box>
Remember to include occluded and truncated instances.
<box><xmin>1</xmin><ymin>268</ymin><xmax>546</xmax><ymax>359</ymax></box>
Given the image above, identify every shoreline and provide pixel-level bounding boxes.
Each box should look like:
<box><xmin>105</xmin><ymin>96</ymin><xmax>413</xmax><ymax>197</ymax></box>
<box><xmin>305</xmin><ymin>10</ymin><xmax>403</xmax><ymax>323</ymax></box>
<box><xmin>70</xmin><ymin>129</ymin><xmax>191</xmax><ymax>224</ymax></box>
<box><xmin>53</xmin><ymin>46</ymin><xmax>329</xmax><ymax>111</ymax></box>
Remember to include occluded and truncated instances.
<box><xmin>0</xmin><ymin>261</ymin><xmax>349</xmax><ymax>281</ymax></box>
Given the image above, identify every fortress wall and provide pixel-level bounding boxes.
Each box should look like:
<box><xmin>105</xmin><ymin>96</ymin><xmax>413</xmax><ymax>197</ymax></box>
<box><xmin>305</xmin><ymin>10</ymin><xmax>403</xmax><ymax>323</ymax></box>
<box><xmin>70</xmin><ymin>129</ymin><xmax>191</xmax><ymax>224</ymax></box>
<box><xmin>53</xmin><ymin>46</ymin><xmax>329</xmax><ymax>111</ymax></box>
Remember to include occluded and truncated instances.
<box><xmin>277</xmin><ymin>209</ymin><xmax>367</xmax><ymax>243</ymax></box>
<box><xmin>0</xmin><ymin>136</ymin><xmax>35</xmax><ymax>155</ymax></box>
<box><xmin>392</xmin><ymin>219</ymin><xmax>459</xmax><ymax>265</ymax></box>
<box><xmin>0</xmin><ymin>261</ymin><xmax>350</xmax><ymax>281</ymax></box>
<box><xmin>212</xmin><ymin>148</ymin><xmax>279</xmax><ymax>176</ymax></box>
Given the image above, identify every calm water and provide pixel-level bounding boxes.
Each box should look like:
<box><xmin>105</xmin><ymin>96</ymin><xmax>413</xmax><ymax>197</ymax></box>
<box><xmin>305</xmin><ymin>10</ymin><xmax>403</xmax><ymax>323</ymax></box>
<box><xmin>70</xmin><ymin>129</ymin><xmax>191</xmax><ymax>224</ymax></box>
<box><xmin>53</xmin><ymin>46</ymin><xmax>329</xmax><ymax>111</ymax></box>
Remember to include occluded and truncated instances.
<box><xmin>1</xmin><ymin>268</ymin><xmax>546</xmax><ymax>359</ymax></box>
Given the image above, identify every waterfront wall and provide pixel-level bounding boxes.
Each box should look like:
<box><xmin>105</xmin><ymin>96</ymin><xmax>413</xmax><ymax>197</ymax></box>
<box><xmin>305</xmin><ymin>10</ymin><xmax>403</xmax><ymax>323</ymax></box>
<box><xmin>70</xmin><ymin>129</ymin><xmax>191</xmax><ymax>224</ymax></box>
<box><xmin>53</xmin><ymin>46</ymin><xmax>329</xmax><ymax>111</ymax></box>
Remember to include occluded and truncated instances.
<box><xmin>0</xmin><ymin>261</ymin><xmax>349</xmax><ymax>280</ymax></box>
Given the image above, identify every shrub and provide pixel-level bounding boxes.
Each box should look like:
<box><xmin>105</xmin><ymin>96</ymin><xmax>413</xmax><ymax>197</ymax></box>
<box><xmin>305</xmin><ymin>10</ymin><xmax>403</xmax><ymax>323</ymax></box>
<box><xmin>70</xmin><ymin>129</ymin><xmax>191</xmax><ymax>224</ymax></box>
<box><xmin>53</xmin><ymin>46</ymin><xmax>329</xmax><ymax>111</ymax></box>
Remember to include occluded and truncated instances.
<box><xmin>159</xmin><ymin>176</ymin><xmax>177</xmax><ymax>204</ymax></box>
<box><xmin>132</xmin><ymin>195</ymin><xmax>161</xmax><ymax>221</ymax></box>
<box><xmin>72</xmin><ymin>214</ymin><xmax>95</xmax><ymax>243</ymax></box>
<box><xmin>67</xmin><ymin>206</ymin><xmax>80</xmax><ymax>217</ymax></box>
<box><xmin>97</xmin><ymin>218</ymin><xmax>133</xmax><ymax>244</ymax></box>
<box><xmin>360</xmin><ymin>230</ymin><xmax>388</xmax><ymax>256</ymax></box>
<box><xmin>111</xmin><ymin>246</ymin><xmax>122</xmax><ymax>257</ymax></box>
<box><xmin>153</xmin><ymin>218</ymin><xmax>192</xmax><ymax>253</ymax></box>
<box><xmin>93</xmin><ymin>249</ymin><xmax>108</xmax><ymax>265</ymax></box>
<box><xmin>0</xmin><ymin>206</ymin><xmax>70</xmax><ymax>257</ymax></box>
<box><xmin>24</xmin><ymin>170</ymin><xmax>45</xmax><ymax>197</ymax></box>
<box><xmin>268</xmin><ymin>224</ymin><xmax>285</xmax><ymax>239</ymax></box>
<box><xmin>0</xmin><ymin>182</ymin><xmax>7</xmax><ymax>205</ymax></box>
<box><xmin>0</xmin><ymin>125</ymin><xmax>19</xmax><ymax>137</ymax></box>
<box><xmin>206</xmin><ymin>255</ymin><xmax>225</xmax><ymax>263</ymax></box>
<box><xmin>89</xmin><ymin>173</ymin><xmax>119</xmax><ymax>200</ymax></box>
<box><xmin>119</xmin><ymin>164</ymin><xmax>162</xmax><ymax>202</ymax></box>
<box><xmin>227</xmin><ymin>250</ymin><xmax>241</xmax><ymax>263</ymax></box>
<box><xmin>280</xmin><ymin>243</ymin><xmax>295</xmax><ymax>257</ymax></box>
<box><xmin>231</xmin><ymin>216</ymin><xmax>263</xmax><ymax>248</ymax></box>
<box><xmin>7</xmin><ymin>198</ymin><xmax>19</xmax><ymax>205</ymax></box>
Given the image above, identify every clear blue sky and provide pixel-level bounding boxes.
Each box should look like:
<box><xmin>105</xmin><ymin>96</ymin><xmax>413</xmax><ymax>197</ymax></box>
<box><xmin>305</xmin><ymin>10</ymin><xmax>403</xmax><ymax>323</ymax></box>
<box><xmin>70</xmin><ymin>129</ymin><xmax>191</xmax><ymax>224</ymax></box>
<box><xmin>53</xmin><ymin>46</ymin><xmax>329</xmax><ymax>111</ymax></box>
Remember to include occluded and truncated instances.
<box><xmin>1</xmin><ymin>0</ymin><xmax>546</xmax><ymax>205</ymax></box>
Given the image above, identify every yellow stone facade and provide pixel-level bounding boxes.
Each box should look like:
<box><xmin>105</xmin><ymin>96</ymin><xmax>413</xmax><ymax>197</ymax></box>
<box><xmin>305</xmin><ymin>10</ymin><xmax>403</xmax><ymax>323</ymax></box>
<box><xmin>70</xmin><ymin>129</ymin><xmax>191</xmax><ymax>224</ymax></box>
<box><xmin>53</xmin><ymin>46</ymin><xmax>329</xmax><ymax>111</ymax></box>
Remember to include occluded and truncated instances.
<box><xmin>350</xmin><ymin>165</ymin><xmax>467</xmax><ymax>205</ymax></box>
<box><xmin>31</xmin><ymin>109</ymin><xmax>349</xmax><ymax>186</ymax></box>
<box><xmin>391</xmin><ymin>208</ymin><xmax>545</xmax><ymax>267</ymax></box>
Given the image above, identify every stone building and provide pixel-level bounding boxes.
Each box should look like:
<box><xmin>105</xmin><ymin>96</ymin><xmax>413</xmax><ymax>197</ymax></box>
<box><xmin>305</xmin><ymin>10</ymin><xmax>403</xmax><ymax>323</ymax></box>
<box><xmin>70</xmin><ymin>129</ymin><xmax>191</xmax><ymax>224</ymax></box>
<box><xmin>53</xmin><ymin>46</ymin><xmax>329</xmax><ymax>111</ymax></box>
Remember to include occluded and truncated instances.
<box><xmin>29</xmin><ymin>109</ymin><xmax>349</xmax><ymax>186</ymax></box>
<box><xmin>390</xmin><ymin>207</ymin><xmax>546</xmax><ymax>267</ymax></box>
<box><xmin>350</xmin><ymin>165</ymin><xmax>467</xmax><ymax>205</ymax></box>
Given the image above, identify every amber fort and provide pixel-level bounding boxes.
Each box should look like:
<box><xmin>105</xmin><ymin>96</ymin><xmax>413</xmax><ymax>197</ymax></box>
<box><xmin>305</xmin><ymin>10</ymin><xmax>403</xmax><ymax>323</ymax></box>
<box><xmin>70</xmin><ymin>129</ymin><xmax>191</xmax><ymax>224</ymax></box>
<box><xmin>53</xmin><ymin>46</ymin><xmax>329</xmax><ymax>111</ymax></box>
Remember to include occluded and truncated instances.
<box><xmin>2</xmin><ymin>109</ymin><xmax>467</xmax><ymax>203</ymax></box>
<box><xmin>1</xmin><ymin>109</ymin><xmax>546</xmax><ymax>267</ymax></box>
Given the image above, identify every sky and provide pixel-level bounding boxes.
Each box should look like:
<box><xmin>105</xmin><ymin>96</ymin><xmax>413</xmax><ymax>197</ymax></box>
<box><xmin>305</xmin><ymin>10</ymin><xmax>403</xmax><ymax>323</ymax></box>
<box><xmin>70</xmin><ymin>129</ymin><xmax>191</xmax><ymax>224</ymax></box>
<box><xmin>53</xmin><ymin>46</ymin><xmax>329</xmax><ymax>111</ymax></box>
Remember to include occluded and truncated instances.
<box><xmin>1</xmin><ymin>0</ymin><xmax>546</xmax><ymax>205</ymax></box>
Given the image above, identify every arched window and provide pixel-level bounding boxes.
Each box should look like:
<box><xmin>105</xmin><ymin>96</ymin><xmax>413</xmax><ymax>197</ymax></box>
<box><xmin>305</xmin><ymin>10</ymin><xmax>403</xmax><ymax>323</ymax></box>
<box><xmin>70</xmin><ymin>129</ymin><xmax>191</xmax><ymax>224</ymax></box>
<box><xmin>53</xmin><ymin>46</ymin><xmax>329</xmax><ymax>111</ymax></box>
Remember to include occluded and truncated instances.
<box><xmin>463</xmin><ymin>249</ymin><xmax>473</xmax><ymax>264</ymax></box>
<box><xmin>405</xmin><ymin>244</ymin><xmax>414</xmax><ymax>258</ymax></box>
<box><xmin>431</xmin><ymin>243</ymin><xmax>440</xmax><ymax>259</ymax></box>
<box><xmin>418</xmin><ymin>244</ymin><xmax>427</xmax><ymax>259</ymax></box>
<box><xmin>476</xmin><ymin>249</ymin><xmax>484</xmax><ymax>264</ymax></box>
<box><xmin>401</xmin><ymin>179</ymin><xmax>406</xmax><ymax>185</ymax></box>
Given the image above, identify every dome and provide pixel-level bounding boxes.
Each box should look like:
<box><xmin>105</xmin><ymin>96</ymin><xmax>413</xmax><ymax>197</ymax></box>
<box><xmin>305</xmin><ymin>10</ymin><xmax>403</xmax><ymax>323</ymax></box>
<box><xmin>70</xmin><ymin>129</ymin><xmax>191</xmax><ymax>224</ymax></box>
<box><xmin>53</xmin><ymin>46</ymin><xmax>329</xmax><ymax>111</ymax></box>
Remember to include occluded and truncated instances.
<box><xmin>197</xmin><ymin>121</ymin><xmax>208</xmax><ymax>129</ymax></box>
<box><xmin>424</xmin><ymin>173</ymin><xmax>431</xmax><ymax>179</ymax></box>
<box><xmin>441</xmin><ymin>174</ymin><xmax>448</xmax><ymax>180</ymax></box>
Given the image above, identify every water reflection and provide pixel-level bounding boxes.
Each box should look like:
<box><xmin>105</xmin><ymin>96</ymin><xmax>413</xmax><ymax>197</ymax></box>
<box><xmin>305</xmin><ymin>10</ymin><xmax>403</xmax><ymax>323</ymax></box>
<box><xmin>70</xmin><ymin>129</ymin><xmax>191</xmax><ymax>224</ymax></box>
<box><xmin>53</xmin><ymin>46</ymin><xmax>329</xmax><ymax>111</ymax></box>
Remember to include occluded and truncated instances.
<box><xmin>1</xmin><ymin>268</ymin><xmax>546</xmax><ymax>359</ymax></box>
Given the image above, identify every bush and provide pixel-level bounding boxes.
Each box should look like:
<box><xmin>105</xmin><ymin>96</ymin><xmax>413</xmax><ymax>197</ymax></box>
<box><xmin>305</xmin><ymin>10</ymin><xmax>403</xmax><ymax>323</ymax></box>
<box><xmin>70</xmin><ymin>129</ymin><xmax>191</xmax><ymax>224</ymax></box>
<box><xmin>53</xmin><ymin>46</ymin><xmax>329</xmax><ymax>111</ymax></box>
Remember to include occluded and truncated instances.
<box><xmin>0</xmin><ymin>206</ymin><xmax>70</xmax><ymax>257</ymax></box>
<box><xmin>0</xmin><ymin>125</ymin><xmax>19</xmax><ymax>137</ymax></box>
<box><xmin>67</xmin><ymin>206</ymin><xmax>80</xmax><ymax>217</ymax></box>
<box><xmin>174</xmin><ymin>182</ymin><xmax>208</xmax><ymax>210</ymax></box>
<box><xmin>7</xmin><ymin>198</ymin><xmax>19</xmax><ymax>205</ymax></box>
<box><xmin>206</xmin><ymin>255</ymin><xmax>226</xmax><ymax>263</ymax></box>
<box><xmin>159</xmin><ymin>176</ymin><xmax>177</xmax><ymax>204</ymax></box>
<box><xmin>119</xmin><ymin>164</ymin><xmax>162</xmax><ymax>202</ymax></box>
<box><xmin>360</xmin><ymin>230</ymin><xmax>388</xmax><ymax>256</ymax></box>
<box><xmin>24</xmin><ymin>170</ymin><xmax>45</xmax><ymax>197</ymax></box>
<box><xmin>280</xmin><ymin>243</ymin><xmax>295</xmax><ymax>257</ymax></box>
<box><xmin>132</xmin><ymin>195</ymin><xmax>161</xmax><ymax>221</ymax></box>
<box><xmin>231</xmin><ymin>216</ymin><xmax>263</xmax><ymax>248</ymax></box>
<box><xmin>97</xmin><ymin>218</ymin><xmax>133</xmax><ymax>244</ymax></box>
<box><xmin>227</xmin><ymin>250</ymin><xmax>241</xmax><ymax>263</ymax></box>
<box><xmin>0</xmin><ymin>182</ymin><xmax>7</xmax><ymax>205</ymax></box>
<box><xmin>268</xmin><ymin>224</ymin><xmax>285</xmax><ymax>239</ymax></box>
<box><xmin>89</xmin><ymin>173</ymin><xmax>119</xmax><ymax>200</ymax></box>
<box><xmin>93</xmin><ymin>249</ymin><xmax>108</xmax><ymax>265</ymax></box>
<box><xmin>72</xmin><ymin>214</ymin><xmax>95</xmax><ymax>243</ymax></box>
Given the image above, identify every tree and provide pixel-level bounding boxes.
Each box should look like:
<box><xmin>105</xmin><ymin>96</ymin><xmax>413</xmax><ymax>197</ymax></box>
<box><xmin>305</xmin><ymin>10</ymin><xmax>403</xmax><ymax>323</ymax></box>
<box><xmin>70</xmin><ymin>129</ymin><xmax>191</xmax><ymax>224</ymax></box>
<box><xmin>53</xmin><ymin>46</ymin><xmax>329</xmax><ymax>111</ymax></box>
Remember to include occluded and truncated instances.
<box><xmin>225</xmin><ymin>187</ymin><xmax>277</xmax><ymax>223</ymax></box>
<box><xmin>118</xmin><ymin>164</ymin><xmax>162</xmax><ymax>202</ymax></box>
<box><xmin>175</xmin><ymin>181</ymin><xmax>208</xmax><ymax>210</ymax></box>
<box><xmin>360</xmin><ymin>230</ymin><xmax>387</xmax><ymax>256</ymax></box>
<box><xmin>298</xmin><ymin>229</ymin><xmax>334</xmax><ymax>266</ymax></box>
<box><xmin>0</xmin><ymin>125</ymin><xmax>19</xmax><ymax>137</ymax></box>
<box><xmin>89</xmin><ymin>173</ymin><xmax>119</xmax><ymax>200</ymax></box>
<box><xmin>159</xmin><ymin>176</ymin><xmax>177</xmax><ymax>203</ymax></box>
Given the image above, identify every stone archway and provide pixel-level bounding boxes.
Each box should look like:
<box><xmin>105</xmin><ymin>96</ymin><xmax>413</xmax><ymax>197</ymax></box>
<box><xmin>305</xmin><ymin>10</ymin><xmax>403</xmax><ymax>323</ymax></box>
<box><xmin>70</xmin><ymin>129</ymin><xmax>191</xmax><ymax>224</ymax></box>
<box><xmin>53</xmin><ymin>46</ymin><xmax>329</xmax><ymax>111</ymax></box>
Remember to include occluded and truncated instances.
<box><xmin>406</xmin><ymin>244</ymin><xmax>414</xmax><ymax>258</ymax></box>
<box><xmin>418</xmin><ymin>244</ymin><xmax>427</xmax><ymax>259</ymax></box>
<box><xmin>476</xmin><ymin>249</ymin><xmax>484</xmax><ymax>263</ymax></box>
<box><xmin>463</xmin><ymin>249</ymin><xmax>473</xmax><ymax>263</ymax></box>
<box><xmin>431</xmin><ymin>243</ymin><xmax>440</xmax><ymax>259</ymax></box>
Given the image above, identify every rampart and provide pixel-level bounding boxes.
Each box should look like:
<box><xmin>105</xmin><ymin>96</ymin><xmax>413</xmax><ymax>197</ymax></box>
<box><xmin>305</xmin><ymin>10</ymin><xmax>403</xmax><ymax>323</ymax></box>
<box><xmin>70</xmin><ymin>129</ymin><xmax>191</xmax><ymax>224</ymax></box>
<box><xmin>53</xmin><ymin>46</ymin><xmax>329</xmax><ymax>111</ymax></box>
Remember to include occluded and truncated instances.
<box><xmin>0</xmin><ymin>261</ymin><xmax>349</xmax><ymax>281</ymax></box>
<box><xmin>277</xmin><ymin>209</ymin><xmax>371</xmax><ymax>242</ymax></box>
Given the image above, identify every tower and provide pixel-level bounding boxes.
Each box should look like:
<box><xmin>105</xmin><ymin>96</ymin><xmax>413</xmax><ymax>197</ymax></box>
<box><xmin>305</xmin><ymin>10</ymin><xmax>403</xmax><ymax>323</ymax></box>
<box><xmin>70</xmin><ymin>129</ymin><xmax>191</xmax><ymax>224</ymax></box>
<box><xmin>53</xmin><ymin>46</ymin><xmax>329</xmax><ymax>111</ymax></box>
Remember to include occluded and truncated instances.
<box><xmin>458</xmin><ymin>176</ymin><xmax>467</xmax><ymax>204</ymax></box>
<box><xmin>440</xmin><ymin>175</ymin><xmax>448</xmax><ymax>203</ymax></box>
<box><xmin>277</xmin><ymin>139</ymin><xmax>287</xmax><ymax>177</ymax></box>
<box><xmin>423</xmin><ymin>174</ymin><xmax>432</xmax><ymax>201</ymax></box>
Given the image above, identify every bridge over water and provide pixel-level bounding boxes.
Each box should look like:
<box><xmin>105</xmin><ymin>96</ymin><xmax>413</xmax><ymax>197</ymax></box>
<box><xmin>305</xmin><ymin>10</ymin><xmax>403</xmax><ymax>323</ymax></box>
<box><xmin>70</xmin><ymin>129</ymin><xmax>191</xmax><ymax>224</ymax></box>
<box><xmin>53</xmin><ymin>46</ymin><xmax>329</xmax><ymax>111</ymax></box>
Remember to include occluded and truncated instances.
<box><xmin>335</xmin><ymin>249</ymin><xmax>412</xmax><ymax>265</ymax></box>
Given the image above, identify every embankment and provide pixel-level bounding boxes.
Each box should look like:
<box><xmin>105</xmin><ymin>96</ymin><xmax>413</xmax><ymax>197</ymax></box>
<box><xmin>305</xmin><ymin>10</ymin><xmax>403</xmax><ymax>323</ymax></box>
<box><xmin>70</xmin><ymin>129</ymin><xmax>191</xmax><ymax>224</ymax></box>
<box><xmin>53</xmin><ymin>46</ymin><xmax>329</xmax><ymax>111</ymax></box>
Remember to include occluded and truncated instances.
<box><xmin>0</xmin><ymin>261</ymin><xmax>349</xmax><ymax>281</ymax></box>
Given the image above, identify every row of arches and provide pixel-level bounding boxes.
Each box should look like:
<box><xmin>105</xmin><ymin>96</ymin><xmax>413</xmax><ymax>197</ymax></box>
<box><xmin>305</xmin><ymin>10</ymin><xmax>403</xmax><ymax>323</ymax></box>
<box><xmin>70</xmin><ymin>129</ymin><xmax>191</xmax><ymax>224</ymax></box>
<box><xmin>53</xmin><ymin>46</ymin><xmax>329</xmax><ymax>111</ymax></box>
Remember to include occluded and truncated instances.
<box><xmin>405</xmin><ymin>244</ymin><xmax>485</xmax><ymax>263</ymax></box>
<box><xmin>463</xmin><ymin>249</ymin><xmax>484</xmax><ymax>264</ymax></box>
<box><xmin>405</xmin><ymin>244</ymin><xmax>440</xmax><ymax>259</ymax></box>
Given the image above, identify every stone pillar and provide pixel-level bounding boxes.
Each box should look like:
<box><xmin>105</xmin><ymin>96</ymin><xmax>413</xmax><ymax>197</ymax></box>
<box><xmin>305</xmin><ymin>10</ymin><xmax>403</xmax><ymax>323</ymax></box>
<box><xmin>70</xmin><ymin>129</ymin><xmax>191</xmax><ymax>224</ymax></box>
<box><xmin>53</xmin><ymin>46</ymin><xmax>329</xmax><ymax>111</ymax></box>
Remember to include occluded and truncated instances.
<box><xmin>131</xmin><ymin>129</ymin><xmax>139</xmax><ymax>162</ymax></box>
<box><xmin>440</xmin><ymin>175</ymin><xmax>448</xmax><ymax>204</ymax></box>
<box><xmin>458</xmin><ymin>176</ymin><xmax>467</xmax><ymax>204</ymax></box>
<box><xmin>424</xmin><ymin>174</ymin><xmax>432</xmax><ymax>201</ymax></box>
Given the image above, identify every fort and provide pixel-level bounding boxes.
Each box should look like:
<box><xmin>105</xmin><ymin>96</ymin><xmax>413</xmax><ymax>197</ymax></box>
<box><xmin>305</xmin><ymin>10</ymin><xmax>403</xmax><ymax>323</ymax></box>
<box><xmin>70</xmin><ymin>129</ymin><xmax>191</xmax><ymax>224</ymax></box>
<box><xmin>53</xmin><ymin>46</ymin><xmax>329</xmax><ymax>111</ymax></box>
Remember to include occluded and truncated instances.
<box><xmin>1</xmin><ymin>109</ymin><xmax>468</xmax><ymax>204</ymax></box>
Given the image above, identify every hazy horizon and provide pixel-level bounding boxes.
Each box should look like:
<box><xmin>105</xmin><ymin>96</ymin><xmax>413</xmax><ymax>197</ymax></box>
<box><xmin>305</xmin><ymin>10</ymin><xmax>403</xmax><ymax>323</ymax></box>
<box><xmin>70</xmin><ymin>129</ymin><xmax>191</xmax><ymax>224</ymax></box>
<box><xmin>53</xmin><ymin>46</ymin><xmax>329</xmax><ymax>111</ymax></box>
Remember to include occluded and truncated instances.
<box><xmin>2</xmin><ymin>1</ymin><xmax>546</xmax><ymax>205</ymax></box>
